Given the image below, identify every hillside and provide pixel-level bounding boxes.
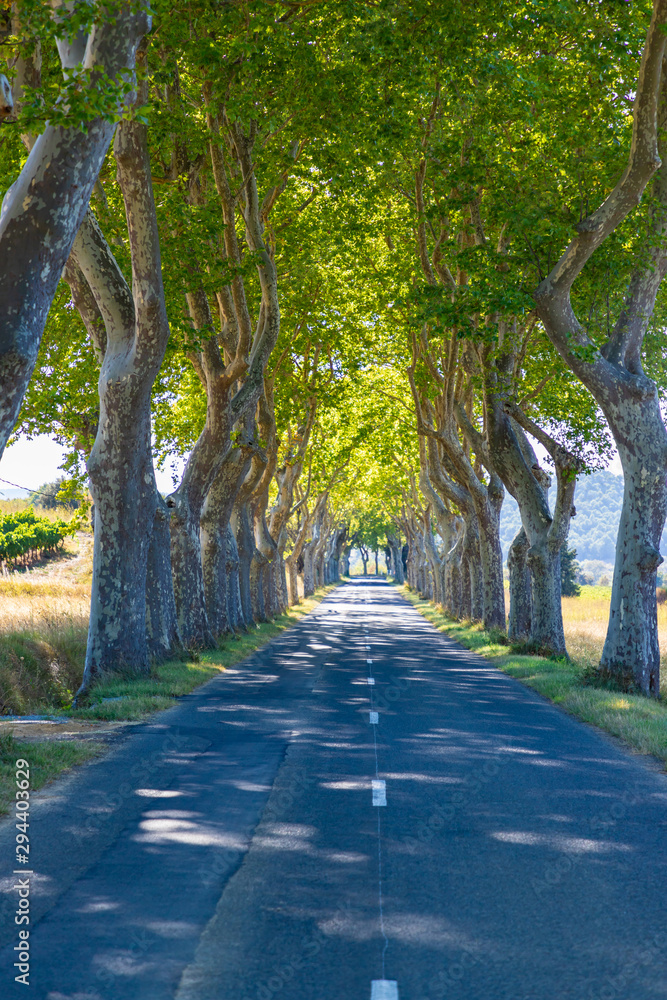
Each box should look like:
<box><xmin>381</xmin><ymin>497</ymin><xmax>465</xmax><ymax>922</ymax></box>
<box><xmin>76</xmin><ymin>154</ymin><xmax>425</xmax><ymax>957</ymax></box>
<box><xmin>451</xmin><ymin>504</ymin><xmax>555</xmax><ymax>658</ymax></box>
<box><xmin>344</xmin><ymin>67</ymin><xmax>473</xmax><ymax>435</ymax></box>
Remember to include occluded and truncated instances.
<box><xmin>499</xmin><ymin>470</ymin><xmax>666</xmax><ymax>574</ymax></box>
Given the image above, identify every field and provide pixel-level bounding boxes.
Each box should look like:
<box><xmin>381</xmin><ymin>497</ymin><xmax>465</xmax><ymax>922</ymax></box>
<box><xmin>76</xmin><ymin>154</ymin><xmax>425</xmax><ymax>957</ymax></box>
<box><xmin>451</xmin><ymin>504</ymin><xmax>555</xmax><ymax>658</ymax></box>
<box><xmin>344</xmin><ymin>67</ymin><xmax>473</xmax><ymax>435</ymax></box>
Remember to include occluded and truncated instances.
<box><xmin>0</xmin><ymin>501</ymin><xmax>89</xmax><ymax>714</ymax></box>
<box><xmin>562</xmin><ymin>586</ymin><xmax>667</xmax><ymax>677</ymax></box>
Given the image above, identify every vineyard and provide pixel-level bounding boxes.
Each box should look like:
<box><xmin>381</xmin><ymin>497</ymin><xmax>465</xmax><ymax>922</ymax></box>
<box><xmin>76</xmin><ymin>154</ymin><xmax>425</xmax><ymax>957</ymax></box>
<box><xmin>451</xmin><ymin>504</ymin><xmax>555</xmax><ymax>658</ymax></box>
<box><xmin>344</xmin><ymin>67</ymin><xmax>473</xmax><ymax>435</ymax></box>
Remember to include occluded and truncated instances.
<box><xmin>0</xmin><ymin>508</ymin><xmax>75</xmax><ymax>569</ymax></box>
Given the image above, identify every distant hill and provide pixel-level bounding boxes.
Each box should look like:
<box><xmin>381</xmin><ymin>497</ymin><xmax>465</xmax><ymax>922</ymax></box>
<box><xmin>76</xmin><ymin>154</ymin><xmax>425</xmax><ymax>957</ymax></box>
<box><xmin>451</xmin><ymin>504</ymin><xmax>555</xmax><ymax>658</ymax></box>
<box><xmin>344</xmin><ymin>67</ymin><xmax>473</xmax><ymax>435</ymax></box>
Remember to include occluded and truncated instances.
<box><xmin>499</xmin><ymin>470</ymin><xmax>660</xmax><ymax>566</ymax></box>
<box><xmin>0</xmin><ymin>486</ymin><xmax>30</xmax><ymax>500</ymax></box>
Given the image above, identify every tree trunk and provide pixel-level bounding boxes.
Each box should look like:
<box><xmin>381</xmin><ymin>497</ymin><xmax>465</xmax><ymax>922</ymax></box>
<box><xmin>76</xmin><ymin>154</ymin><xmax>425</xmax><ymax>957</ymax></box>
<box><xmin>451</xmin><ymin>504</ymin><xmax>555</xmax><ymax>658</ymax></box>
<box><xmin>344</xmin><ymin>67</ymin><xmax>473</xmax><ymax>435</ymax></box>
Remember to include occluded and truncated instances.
<box><xmin>470</xmin><ymin>480</ymin><xmax>505</xmax><ymax>629</ymax></box>
<box><xmin>302</xmin><ymin>541</ymin><xmax>316</xmax><ymax>597</ymax></box>
<box><xmin>255</xmin><ymin>510</ymin><xmax>279</xmax><ymax>617</ymax></box>
<box><xmin>533</xmin><ymin>6</ymin><xmax>667</xmax><ymax>691</ymax></box>
<box><xmin>167</xmin><ymin>288</ymin><xmax>234</xmax><ymax>650</ymax></box>
<box><xmin>446</xmin><ymin>533</ymin><xmax>464</xmax><ymax>618</ymax></box>
<box><xmin>250</xmin><ymin>543</ymin><xmax>268</xmax><ymax>621</ymax></box>
<box><xmin>234</xmin><ymin>503</ymin><xmax>256</xmax><ymax>626</ymax></box>
<box><xmin>422</xmin><ymin>517</ymin><xmax>443</xmax><ymax>604</ymax></box>
<box><xmin>485</xmin><ymin>389</ymin><xmax>577</xmax><ymax>655</ymax></box>
<box><xmin>387</xmin><ymin>532</ymin><xmax>404</xmax><ymax>583</ymax></box>
<box><xmin>74</xmin><ymin>110</ymin><xmax>173</xmax><ymax>689</ymax></box>
<box><xmin>200</xmin><ymin>445</ymin><xmax>252</xmax><ymax>638</ymax></box>
<box><xmin>527</xmin><ymin>543</ymin><xmax>566</xmax><ymax>655</ymax></box>
<box><xmin>146</xmin><ymin>494</ymin><xmax>180</xmax><ymax>660</ymax></box>
<box><xmin>507</xmin><ymin>527</ymin><xmax>531</xmax><ymax>643</ymax></box>
<box><xmin>225</xmin><ymin>526</ymin><xmax>245</xmax><ymax>631</ymax></box>
<box><xmin>288</xmin><ymin>559</ymin><xmax>300</xmax><ymax>605</ymax></box>
<box><xmin>600</xmin><ymin>423</ymin><xmax>667</xmax><ymax>694</ymax></box>
<box><xmin>170</xmin><ymin>488</ymin><xmax>216</xmax><ymax>650</ymax></box>
<box><xmin>86</xmin><ymin>444</ymin><xmax>155</xmax><ymax>676</ymax></box>
<box><xmin>200</xmin><ymin>519</ymin><xmax>228</xmax><ymax>639</ymax></box>
<box><xmin>0</xmin><ymin>8</ymin><xmax>149</xmax><ymax>458</ymax></box>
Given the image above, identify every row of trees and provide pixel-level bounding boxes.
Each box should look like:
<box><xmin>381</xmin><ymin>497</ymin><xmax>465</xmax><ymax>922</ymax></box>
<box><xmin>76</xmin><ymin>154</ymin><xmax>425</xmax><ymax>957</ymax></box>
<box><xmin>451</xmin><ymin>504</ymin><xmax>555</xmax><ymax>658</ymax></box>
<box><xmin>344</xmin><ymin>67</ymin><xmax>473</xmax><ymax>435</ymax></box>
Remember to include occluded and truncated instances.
<box><xmin>344</xmin><ymin>1</ymin><xmax>667</xmax><ymax>695</ymax></box>
<box><xmin>2</xmin><ymin>1</ymin><xmax>667</xmax><ymax>697</ymax></box>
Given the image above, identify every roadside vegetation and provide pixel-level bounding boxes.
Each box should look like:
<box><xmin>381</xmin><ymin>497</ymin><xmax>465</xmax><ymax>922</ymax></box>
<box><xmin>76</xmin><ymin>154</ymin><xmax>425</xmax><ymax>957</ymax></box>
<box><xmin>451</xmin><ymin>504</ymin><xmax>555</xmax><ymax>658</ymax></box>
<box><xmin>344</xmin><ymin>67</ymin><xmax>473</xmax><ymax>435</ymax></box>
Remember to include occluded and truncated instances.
<box><xmin>0</xmin><ymin>522</ymin><xmax>337</xmax><ymax>721</ymax></box>
<box><xmin>0</xmin><ymin>516</ymin><xmax>338</xmax><ymax>814</ymax></box>
<box><xmin>399</xmin><ymin>584</ymin><xmax>667</xmax><ymax>768</ymax></box>
<box><xmin>0</xmin><ymin>731</ymin><xmax>101</xmax><ymax>817</ymax></box>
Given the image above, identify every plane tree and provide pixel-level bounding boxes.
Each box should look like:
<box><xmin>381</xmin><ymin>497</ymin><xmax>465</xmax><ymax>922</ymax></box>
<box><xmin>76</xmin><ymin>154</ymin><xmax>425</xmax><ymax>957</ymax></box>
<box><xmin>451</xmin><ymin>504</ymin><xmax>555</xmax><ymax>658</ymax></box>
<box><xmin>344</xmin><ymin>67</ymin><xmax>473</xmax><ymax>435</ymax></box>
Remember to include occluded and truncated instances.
<box><xmin>0</xmin><ymin>0</ymin><xmax>149</xmax><ymax>458</ymax></box>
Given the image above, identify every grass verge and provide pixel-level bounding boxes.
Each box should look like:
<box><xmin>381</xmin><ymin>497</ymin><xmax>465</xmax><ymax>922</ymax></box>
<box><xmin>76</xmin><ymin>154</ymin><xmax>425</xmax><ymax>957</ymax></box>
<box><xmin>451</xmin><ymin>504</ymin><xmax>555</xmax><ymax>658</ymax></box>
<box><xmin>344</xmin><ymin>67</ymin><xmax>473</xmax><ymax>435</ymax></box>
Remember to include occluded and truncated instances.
<box><xmin>68</xmin><ymin>583</ymin><xmax>339</xmax><ymax>722</ymax></box>
<box><xmin>398</xmin><ymin>584</ymin><xmax>667</xmax><ymax>769</ymax></box>
<box><xmin>0</xmin><ymin>731</ymin><xmax>104</xmax><ymax>816</ymax></box>
<box><xmin>0</xmin><ymin>584</ymin><xmax>338</xmax><ymax>814</ymax></box>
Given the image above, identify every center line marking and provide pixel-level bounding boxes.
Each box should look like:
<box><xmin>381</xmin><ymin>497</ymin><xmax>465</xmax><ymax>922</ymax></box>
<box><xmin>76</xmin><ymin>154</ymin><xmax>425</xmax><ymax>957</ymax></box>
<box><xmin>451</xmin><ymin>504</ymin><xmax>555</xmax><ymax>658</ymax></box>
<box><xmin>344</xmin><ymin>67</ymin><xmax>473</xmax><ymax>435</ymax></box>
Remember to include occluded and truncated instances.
<box><xmin>371</xmin><ymin>980</ymin><xmax>398</xmax><ymax>999</ymax></box>
<box><xmin>372</xmin><ymin>780</ymin><xmax>387</xmax><ymax>806</ymax></box>
<box><xmin>370</xmin><ymin>711</ymin><xmax>379</xmax><ymax>724</ymax></box>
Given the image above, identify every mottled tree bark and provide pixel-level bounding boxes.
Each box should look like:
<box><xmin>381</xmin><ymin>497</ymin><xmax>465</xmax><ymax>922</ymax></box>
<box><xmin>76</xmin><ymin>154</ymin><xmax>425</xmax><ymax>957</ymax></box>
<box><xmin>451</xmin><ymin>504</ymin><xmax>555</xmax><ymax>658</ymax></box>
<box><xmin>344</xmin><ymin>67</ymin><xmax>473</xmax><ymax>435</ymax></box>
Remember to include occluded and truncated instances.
<box><xmin>0</xmin><ymin>4</ymin><xmax>149</xmax><ymax>458</ymax></box>
<box><xmin>507</xmin><ymin>528</ymin><xmax>531</xmax><ymax>643</ymax></box>
<box><xmin>479</xmin><ymin>387</ymin><xmax>578</xmax><ymax>656</ymax></box>
<box><xmin>225</xmin><ymin>526</ymin><xmax>244</xmax><ymax>631</ymax></box>
<box><xmin>535</xmin><ymin>4</ymin><xmax>667</xmax><ymax>692</ymax></box>
<box><xmin>234</xmin><ymin>502</ymin><xmax>256</xmax><ymax>625</ymax></box>
<box><xmin>200</xmin><ymin>442</ymin><xmax>253</xmax><ymax>637</ymax></box>
<box><xmin>146</xmin><ymin>495</ymin><xmax>180</xmax><ymax>660</ymax></box>
<box><xmin>386</xmin><ymin>531</ymin><xmax>405</xmax><ymax>584</ymax></box>
<box><xmin>302</xmin><ymin>503</ymin><xmax>325</xmax><ymax>597</ymax></box>
<box><xmin>286</xmin><ymin>505</ymin><xmax>312</xmax><ymax>604</ymax></box>
<box><xmin>167</xmin><ymin>287</ymin><xmax>234</xmax><ymax>650</ymax></box>
<box><xmin>72</xmin><ymin>106</ymin><xmax>173</xmax><ymax>689</ymax></box>
<box><xmin>168</xmin><ymin>114</ymin><xmax>282</xmax><ymax>647</ymax></box>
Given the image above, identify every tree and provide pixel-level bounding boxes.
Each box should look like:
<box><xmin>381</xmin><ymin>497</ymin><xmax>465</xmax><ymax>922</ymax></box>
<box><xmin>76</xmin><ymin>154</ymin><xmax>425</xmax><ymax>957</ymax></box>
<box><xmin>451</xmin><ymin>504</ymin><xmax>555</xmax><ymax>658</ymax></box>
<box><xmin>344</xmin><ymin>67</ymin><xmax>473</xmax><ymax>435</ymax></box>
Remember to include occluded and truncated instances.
<box><xmin>535</xmin><ymin>0</ymin><xmax>667</xmax><ymax>694</ymax></box>
<box><xmin>29</xmin><ymin>478</ymin><xmax>79</xmax><ymax>511</ymax></box>
<box><xmin>560</xmin><ymin>546</ymin><xmax>581</xmax><ymax>598</ymax></box>
<box><xmin>0</xmin><ymin>0</ymin><xmax>149</xmax><ymax>458</ymax></box>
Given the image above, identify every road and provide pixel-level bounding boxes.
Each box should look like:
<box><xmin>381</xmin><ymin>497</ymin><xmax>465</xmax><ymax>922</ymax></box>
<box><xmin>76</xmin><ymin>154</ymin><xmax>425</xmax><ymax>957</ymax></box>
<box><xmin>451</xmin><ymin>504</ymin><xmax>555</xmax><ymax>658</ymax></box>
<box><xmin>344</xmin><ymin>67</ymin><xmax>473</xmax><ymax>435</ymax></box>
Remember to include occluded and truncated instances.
<box><xmin>2</xmin><ymin>579</ymin><xmax>667</xmax><ymax>999</ymax></box>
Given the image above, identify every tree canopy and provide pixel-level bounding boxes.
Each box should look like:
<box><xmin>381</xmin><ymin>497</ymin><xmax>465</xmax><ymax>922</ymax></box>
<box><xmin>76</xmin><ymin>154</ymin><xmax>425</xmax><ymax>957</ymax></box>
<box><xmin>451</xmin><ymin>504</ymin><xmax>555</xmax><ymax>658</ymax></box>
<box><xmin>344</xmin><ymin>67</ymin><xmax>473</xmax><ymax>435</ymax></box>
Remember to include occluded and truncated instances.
<box><xmin>2</xmin><ymin>0</ymin><xmax>667</xmax><ymax>695</ymax></box>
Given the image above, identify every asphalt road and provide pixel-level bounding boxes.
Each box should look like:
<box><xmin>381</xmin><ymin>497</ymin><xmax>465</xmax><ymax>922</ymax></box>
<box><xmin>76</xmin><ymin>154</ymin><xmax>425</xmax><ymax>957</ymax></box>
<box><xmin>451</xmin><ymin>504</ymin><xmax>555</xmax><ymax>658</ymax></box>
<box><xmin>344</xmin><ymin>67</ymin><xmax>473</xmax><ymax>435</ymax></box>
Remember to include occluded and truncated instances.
<box><xmin>2</xmin><ymin>579</ymin><xmax>667</xmax><ymax>999</ymax></box>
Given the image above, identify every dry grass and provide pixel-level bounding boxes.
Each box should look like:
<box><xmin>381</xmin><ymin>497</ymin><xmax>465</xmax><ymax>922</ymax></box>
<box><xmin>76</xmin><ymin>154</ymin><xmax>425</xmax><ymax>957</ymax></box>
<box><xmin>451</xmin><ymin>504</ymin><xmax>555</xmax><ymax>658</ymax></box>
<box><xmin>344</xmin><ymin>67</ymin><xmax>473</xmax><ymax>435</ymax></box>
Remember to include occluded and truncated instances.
<box><xmin>0</xmin><ymin>498</ymin><xmax>77</xmax><ymax>518</ymax></box>
<box><xmin>0</xmin><ymin>533</ymin><xmax>92</xmax><ymax>713</ymax></box>
<box><xmin>562</xmin><ymin>585</ymin><xmax>667</xmax><ymax>684</ymax></box>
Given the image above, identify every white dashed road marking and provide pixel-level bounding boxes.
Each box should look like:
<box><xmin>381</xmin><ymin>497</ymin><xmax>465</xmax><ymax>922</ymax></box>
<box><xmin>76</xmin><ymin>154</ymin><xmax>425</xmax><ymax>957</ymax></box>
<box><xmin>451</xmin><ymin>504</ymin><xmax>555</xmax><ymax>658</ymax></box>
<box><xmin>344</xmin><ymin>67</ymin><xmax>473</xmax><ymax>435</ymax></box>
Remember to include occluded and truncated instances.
<box><xmin>367</xmin><ymin>677</ymin><xmax>375</xmax><ymax>685</ymax></box>
<box><xmin>370</xmin><ymin>711</ymin><xmax>379</xmax><ymax>724</ymax></box>
<box><xmin>371</xmin><ymin>981</ymin><xmax>399</xmax><ymax>1000</ymax></box>
<box><xmin>372</xmin><ymin>780</ymin><xmax>387</xmax><ymax>806</ymax></box>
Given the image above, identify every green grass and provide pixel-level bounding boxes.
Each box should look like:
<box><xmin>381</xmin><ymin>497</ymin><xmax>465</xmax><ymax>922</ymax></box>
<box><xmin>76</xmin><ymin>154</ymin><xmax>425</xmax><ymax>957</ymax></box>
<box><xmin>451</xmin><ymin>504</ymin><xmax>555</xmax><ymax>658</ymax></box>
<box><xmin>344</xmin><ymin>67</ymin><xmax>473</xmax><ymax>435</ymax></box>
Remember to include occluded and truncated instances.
<box><xmin>0</xmin><ymin>731</ymin><xmax>103</xmax><ymax>816</ymax></box>
<box><xmin>68</xmin><ymin>584</ymin><xmax>340</xmax><ymax>721</ymax></box>
<box><xmin>0</xmin><ymin>585</ymin><xmax>339</xmax><ymax>813</ymax></box>
<box><xmin>577</xmin><ymin>584</ymin><xmax>613</xmax><ymax>601</ymax></box>
<box><xmin>398</xmin><ymin>584</ymin><xmax>667</xmax><ymax>768</ymax></box>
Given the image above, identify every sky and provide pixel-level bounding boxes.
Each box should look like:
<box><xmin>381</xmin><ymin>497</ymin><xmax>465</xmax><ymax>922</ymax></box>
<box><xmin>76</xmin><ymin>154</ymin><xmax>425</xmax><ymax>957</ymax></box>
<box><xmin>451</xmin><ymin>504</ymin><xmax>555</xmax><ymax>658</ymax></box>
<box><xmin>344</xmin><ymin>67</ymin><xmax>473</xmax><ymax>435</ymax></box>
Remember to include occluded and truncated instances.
<box><xmin>0</xmin><ymin>435</ymin><xmax>177</xmax><ymax>497</ymax></box>
<box><xmin>0</xmin><ymin>432</ymin><xmax>623</xmax><ymax>501</ymax></box>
